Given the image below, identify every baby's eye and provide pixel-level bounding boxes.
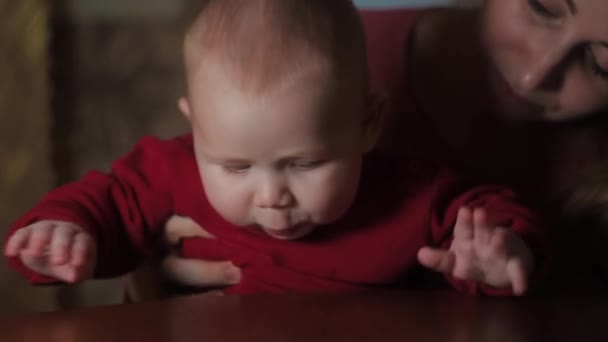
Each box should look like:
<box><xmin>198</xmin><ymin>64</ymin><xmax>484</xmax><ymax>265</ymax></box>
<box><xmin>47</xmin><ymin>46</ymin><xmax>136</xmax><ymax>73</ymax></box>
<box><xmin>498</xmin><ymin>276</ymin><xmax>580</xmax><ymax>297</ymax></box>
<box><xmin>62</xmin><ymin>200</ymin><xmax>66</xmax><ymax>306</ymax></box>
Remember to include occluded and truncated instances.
<box><xmin>291</xmin><ymin>160</ymin><xmax>324</xmax><ymax>170</ymax></box>
<box><xmin>223</xmin><ymin>164</ymin><xmax>251</xmax><ymax>174</ymax></box>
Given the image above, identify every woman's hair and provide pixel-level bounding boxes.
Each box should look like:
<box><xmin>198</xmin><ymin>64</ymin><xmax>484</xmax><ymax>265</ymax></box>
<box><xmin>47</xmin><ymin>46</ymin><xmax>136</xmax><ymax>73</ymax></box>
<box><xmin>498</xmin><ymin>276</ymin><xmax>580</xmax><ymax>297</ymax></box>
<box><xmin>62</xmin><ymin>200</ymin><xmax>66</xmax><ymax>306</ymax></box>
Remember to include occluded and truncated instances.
<box><xmin>562</xmin><ymin>162</ymin><xmax>608</xmax><ymax>231</ymax></box>
<box><xmin>555</xmin><ymin>162</ymin><xmax>608</xmax><ymax>271</ymax></box>
<box><xmin>547</xmin><ymin>161</ymin><xmax>608</xmax><ymax>292</ymax></box>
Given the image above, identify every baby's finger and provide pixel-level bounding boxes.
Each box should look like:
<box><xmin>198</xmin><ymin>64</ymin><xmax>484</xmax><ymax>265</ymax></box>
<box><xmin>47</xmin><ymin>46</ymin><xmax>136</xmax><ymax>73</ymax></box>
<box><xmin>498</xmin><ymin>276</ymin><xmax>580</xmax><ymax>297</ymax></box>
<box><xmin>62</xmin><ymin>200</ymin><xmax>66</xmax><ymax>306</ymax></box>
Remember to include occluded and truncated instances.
<box><xmin>4</xmin><ymin>227</ymin><xmax>32</xmax><ymax>256</ymax></box>
<box><xmin>25</xmin><ymin>224</ymin><xmax>53</xmax><ymax>257</ymax></box>
<box><xmin>417</xmin><ymin>247</ymin><xmax>455</xmax><ymax>273</ymax></box>
<box><xmin>506</xmin><ymin>258</ymin><xmax>528</xmax><ymax>296</ymax></box>
<box><xmin>69</xmin><ymin>232</ymin><xmax>94</xmax><ymax>268</ymax></box>
<box><xmin>162</xmin><ymin>255</ymin><xmax>241</xmax><ymax>287</ymax></box>
<box><xmin>53</xmin><ymin>266</ymin><xmax>78</xmax><ymax>284</ymax></box>
<box><xmin>488</xmin><ymin>227</ymin><xmax>510</xmax><ymax>254</ymax></box>
<box><xmin>473</xmin><ymin>208</ymin><xmax>492</xmax><ymax>246</ymax></box>
<box><xmin>50</xmin><ymin>225</ymin><xmax>76</xmax><ymax>266</ymax></box>
<box><xmin>454</xmin><ymin>207</ymin><xmax>474</xmax><ymax>241</ymax></box>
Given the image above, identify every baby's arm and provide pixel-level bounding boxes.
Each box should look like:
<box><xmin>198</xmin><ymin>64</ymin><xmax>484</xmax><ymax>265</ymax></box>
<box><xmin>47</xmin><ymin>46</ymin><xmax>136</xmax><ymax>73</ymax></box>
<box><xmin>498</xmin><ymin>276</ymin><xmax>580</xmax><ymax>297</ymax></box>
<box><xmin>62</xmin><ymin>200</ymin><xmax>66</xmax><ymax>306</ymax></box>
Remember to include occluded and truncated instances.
<box><xmin>4</xmin><ymin>220</ymin><xmax>96</xmax><ymax>283</ymax></box>
<box><xmin>417</xmin><ymin>170</ymin><xmax>545</xmax><ymax>296</ymax></box>
<box><xmin>3</xmin><ymin>136</ymin><xmax>175</xmax><ymax>284</ymax></box>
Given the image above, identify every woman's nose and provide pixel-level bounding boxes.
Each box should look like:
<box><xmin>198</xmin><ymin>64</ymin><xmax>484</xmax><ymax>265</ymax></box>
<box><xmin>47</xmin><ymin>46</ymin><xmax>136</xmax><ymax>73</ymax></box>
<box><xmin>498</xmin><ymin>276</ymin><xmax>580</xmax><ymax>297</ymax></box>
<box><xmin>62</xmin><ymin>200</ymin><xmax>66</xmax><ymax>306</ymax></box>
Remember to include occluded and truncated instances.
<box><xmin>517</xmin><ymin>37</ymin><xmax>570</xmax><ymax>95</ymax></box>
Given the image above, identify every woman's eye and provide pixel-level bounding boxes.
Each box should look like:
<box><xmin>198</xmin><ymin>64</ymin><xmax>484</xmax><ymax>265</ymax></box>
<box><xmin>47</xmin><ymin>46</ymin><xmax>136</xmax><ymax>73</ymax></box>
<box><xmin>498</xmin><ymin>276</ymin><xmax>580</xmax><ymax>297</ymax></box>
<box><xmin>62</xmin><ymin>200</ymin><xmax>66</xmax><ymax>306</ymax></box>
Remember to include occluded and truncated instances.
<box><xmin>292</xmin><ymin>160</ymin><xmax>324</xmax><ymax>170</ymax></box>
<box><xmin>223</xmin><ymin>164</ymin><xmax>251</xmax><ymax>173</ymax></box>
<box><xmin>528</xmin><ymin>0</ymin><xmax>558</xmax><ymax>19</ymax></box>
<box><xmin>585</xmin><ymin>46</ymin><xmax>608</xmax><ymax>80</ymax></box>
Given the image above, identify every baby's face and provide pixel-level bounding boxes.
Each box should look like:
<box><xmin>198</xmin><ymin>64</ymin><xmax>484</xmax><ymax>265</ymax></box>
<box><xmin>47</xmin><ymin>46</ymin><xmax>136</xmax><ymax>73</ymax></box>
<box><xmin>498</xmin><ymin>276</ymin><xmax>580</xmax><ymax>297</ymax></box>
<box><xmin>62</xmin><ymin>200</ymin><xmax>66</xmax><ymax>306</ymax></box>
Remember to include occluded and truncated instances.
<box><xmin>184</xmin><ymin>67</ymin><xmax>372</xmax><ymax>240</ymax></box>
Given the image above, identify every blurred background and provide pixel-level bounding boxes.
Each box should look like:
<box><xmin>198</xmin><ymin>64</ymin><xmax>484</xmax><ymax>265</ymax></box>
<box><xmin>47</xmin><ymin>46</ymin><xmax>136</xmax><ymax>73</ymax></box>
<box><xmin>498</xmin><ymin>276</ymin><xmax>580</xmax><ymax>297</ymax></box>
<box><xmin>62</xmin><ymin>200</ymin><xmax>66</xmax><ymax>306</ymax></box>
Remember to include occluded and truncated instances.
<box><xmin>0</xmin><ymin>0</ymin><xmax>479</xmax><ymax>315</ymax></box>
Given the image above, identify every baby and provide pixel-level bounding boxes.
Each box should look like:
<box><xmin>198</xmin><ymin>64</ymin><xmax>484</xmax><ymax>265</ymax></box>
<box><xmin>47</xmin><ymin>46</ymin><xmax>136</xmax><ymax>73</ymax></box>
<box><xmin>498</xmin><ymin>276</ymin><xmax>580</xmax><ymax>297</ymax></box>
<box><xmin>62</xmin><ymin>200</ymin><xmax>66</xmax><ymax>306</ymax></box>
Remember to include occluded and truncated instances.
<box><xmin>4</xmin><ymin>0</ymin><xmax>543</xmax><ymax>296</ymax></box>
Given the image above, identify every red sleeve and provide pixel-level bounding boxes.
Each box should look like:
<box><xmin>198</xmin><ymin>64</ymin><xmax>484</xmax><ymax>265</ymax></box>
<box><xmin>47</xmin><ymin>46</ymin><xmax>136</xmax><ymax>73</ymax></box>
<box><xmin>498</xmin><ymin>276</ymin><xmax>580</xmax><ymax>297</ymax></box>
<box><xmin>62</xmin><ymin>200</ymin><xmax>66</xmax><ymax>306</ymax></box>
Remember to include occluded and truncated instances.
<box><xmin>427</xmin><ymin>169</ymin><xmax>547</xmax><ymax>296</ymax></box>
<box><xmin>4</xmin><ymin>136</ymin><xmax>176</xmax><ymax>284</ymax></box>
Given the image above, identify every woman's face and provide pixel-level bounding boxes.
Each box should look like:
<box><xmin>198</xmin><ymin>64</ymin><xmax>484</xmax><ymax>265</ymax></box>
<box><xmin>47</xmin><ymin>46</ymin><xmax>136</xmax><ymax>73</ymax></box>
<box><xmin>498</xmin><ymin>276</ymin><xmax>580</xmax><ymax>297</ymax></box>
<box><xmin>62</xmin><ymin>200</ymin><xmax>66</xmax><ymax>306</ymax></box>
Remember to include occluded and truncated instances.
<box><xmin>481</xmin><ymin>0</ymin><xmax>608</xmax><ymax>121</ymax></box>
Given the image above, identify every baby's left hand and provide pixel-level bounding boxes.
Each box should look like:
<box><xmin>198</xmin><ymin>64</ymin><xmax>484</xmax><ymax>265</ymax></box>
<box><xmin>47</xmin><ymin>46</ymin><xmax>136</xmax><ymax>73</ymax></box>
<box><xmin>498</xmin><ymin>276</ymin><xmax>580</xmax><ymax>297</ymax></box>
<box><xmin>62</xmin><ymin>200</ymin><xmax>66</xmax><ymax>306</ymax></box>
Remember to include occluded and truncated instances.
<box><xmin>417</xmin><ymin>207</ymin><xmax>534</xmax><ymax>295</ymax></box>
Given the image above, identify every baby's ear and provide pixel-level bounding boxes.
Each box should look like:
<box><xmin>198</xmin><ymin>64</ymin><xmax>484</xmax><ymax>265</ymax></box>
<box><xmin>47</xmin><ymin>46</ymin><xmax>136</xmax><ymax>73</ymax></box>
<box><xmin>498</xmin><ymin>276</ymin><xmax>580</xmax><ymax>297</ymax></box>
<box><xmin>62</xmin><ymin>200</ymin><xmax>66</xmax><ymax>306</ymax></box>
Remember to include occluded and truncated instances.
<box><xmin>178</xmin><ymin>97</ymin><xmax>192</xmax><ymax>122</ymax></box>
<box><xmin>362</xmin><ymin>91</ymin><xmax>387</xmax><ymax>153</ymax></box>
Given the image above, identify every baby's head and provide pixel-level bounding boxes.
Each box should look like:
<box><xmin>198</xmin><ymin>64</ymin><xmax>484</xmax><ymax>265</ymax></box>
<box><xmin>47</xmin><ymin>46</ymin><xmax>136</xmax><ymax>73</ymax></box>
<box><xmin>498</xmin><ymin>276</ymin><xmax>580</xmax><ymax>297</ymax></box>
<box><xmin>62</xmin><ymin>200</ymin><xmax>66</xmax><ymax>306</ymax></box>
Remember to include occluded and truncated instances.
<box><xmin>179</xmin><ymin>0</ymin><xmax>381</xmax><ymax>240</ymax></box>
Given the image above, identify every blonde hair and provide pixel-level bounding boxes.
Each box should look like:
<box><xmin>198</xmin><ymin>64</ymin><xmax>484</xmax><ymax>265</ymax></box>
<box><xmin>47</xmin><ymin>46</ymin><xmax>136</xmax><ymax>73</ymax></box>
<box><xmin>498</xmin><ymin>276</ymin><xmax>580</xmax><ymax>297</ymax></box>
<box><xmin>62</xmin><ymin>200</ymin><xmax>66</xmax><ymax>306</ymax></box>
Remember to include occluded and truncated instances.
<box><xmin>562</xmin><ymin>162</ymin><xmax>608</xmax><ymax>235</ymax></box>
<box><xmin>183</xmin><ymin>0</ymin><xmax>367</xmax><ymax>95</ymax></box>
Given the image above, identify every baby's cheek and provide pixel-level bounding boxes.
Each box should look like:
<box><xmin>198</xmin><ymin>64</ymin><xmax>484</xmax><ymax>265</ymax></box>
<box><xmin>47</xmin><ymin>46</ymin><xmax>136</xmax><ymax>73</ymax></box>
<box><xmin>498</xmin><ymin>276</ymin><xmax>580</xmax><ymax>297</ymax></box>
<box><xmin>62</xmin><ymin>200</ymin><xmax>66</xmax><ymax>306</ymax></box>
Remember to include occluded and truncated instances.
<box><xmin>304</xmin><ymin>170</ymin><xmax>359</xmax><ymax>223</ymax></box>
<box><xmin>204</xmin><ymin>178</ymin><xmax>252</xmax><ymax>225</ymax></box>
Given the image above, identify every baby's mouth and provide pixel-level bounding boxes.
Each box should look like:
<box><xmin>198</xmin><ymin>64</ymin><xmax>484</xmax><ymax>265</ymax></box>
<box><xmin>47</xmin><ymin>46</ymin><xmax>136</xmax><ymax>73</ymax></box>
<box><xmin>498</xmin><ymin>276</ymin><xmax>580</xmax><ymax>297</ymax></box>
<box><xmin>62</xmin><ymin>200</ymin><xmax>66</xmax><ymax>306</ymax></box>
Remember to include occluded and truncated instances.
<box><xmin>262</xmin><ymin>222</ymin><xmax>313</xmax><ymax>240</ymax></box>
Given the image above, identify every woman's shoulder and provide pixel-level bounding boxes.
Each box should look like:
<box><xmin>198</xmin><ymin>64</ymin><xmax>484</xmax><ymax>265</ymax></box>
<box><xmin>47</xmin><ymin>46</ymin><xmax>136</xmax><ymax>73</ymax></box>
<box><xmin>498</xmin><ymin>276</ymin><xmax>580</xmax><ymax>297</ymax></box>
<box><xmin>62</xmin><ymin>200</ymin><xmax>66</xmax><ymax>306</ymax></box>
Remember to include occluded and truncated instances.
<box><xmin>359</xmin><ymin>7</ymin><xmax>428</xmax><ymax>26</ymax></box>
<box><xmin>360</xmin><ymin>7</ymin><xmax>435</xmax><ymax>135</ymax></box>
<box><xmin>360</xmin><ymin>8</ymin><xmax>430</xmax><ymax>80</ymax></box>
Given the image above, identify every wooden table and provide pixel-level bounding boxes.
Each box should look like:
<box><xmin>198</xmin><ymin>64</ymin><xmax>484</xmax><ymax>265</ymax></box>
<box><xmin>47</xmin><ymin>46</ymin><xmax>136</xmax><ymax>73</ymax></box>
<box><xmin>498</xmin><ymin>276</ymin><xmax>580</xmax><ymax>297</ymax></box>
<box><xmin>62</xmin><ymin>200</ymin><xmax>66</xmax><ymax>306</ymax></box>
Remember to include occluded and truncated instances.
<box><xmin>1</xmin><ymin>291</ymin><xmax>607</xmax><ymax>341</ymax></box>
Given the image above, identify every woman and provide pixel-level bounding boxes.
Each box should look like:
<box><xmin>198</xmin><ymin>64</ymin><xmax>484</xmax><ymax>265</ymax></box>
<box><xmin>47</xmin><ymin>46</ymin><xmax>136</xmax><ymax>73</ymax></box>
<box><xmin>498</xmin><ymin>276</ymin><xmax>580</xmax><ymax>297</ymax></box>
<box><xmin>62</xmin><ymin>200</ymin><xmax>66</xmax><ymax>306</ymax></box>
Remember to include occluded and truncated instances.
<box><xmin>130</xmin><ymin>0</ymin><xmax>608</xmax><ymax>297</ymax></box>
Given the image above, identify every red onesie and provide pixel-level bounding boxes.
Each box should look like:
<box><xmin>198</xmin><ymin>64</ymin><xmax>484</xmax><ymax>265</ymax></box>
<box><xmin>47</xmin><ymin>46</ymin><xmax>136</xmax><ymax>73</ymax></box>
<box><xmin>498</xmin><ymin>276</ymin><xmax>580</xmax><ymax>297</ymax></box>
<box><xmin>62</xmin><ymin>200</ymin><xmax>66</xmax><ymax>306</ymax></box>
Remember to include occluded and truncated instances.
<box><xmin>5</xmin><ymin>135</ymin><xmax>544</xmax><ymax>296</ymax></box>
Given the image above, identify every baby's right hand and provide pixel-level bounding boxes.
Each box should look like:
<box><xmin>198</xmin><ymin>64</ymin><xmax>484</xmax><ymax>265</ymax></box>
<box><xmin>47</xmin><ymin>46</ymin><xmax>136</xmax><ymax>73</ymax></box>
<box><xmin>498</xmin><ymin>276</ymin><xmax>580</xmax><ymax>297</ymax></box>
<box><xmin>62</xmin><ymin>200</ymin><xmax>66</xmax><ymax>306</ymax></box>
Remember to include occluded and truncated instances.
<box><xmin>4</xmin><ymin>220</ymin><xmax>96</xmax><ymax>283</ymax></box>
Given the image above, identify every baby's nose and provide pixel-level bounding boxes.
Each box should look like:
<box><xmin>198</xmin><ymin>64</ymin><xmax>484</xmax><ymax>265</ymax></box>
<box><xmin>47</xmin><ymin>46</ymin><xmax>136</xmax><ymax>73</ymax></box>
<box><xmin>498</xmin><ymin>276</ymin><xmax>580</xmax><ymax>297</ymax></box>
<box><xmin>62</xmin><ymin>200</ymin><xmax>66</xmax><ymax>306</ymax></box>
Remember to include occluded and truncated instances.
<box><xmin>254</xmin><ymin>178</ymin><xmax>294</xmax><ymax>209</ymax></box>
